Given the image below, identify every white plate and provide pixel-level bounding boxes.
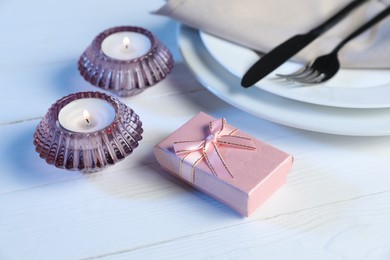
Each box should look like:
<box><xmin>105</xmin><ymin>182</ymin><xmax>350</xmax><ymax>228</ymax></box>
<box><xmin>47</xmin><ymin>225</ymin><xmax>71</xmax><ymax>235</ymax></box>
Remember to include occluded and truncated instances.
<box><xmin>178</xmin><ymin>25</ymin><xmax>390</xmax><ymax>136</ymax></box>
<box><xmin>200</xmin><ymin>31</ymin><xmax>390</xmax><ymax>109</ymax></box>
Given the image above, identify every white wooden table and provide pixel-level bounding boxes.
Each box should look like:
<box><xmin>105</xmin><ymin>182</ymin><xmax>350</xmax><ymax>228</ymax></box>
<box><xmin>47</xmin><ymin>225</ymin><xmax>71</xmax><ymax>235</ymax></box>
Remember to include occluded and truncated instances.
<box><xmin>2</xmin><ymin>1</ymin><xmax>390</xmax><ymax>259</ymax></box>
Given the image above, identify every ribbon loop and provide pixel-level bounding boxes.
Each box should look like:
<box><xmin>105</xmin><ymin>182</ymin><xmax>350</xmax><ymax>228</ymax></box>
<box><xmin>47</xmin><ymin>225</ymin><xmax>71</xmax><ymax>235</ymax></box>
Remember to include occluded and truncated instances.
<box><xmin>173</xmin><ymin>118</ymin><xmax>256</xmax><ymax>181</ymax></box>
<box><xmin>205</xmin><ymin>133</ymin><xmax>217</xmax><ymax>150</ymax></box>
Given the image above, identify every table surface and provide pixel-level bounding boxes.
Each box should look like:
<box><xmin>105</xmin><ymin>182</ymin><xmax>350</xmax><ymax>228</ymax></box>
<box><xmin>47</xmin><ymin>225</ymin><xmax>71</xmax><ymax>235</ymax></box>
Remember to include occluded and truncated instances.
<box><xmin>2</xmin><ymin>1</ymin><xmax>390</xmax><ymax>259</ymax></box>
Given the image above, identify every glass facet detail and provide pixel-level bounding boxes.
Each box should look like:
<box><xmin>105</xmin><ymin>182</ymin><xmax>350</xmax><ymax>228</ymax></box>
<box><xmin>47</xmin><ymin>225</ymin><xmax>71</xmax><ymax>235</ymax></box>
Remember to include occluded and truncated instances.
<box><xmin>33</xmin><ymin>92</ymin><xmax>143</xmax><ymax>172</ymax></box>
<box><xmin>78</xmin><ymin>26</ymin><xmax>174</xmax><ymax>97</ymax></box>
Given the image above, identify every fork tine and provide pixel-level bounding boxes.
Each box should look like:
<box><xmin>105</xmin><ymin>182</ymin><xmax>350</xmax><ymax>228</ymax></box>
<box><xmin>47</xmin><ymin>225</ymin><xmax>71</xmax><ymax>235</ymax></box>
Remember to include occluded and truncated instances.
<box><xmin>276</xmin><ymin>65</ymin><xmax>309</xmax><ymax>78</ymax></box>
<box><xmin>294</xmin><ymin>71</ymin><xmax>320</xmax><ymax>83</ymax></box>
<box><xmin>284</xmin><ymin>68</ymin><xmax>316</xmax><ymax>81</ymax></box>
<box><xmin>311</xmin><ymin>73</ymin><xmax>326</xmax><ymax>83</ymax></box>
<box><xmin>277</xmin><ymin>67</ymin><xmax>314</xmax><ymax>81</ymax></box>
<box><xmin>293</xmin><ymin>71</ymin><xmax>325</xmax><ymax>84</ymax></box>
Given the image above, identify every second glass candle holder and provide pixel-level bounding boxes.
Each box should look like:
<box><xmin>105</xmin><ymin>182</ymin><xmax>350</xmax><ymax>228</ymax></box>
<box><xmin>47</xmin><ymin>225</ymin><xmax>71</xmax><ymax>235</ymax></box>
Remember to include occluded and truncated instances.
<box><xmin>78</xmin><ymin>26</ymin><xmax>174</xmax><ymax>97</ymax></box>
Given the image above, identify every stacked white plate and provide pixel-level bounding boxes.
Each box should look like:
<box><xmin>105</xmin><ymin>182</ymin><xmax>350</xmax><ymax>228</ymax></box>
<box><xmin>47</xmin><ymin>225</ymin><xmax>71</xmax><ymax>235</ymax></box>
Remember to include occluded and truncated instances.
<box><xmin>177</xmin><ymin>25</ymin><xmax>390</xmax><ymax>136</ymax></box>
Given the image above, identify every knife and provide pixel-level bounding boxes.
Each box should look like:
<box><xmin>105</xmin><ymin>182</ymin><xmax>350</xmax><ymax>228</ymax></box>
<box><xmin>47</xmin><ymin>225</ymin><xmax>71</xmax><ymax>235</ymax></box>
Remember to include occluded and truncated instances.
<box><xmin>241</xmin><ymin>0</ymin><xmax>370</xmax><ymax>88</ymax></box>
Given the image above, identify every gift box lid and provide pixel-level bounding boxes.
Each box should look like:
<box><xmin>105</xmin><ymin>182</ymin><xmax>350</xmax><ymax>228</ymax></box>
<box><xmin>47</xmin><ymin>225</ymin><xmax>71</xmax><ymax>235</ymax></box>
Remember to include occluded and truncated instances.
<box><xmin>154</xmin><ymin>112</ymin><xmax>293</xmax><ymax>216</ymax></box>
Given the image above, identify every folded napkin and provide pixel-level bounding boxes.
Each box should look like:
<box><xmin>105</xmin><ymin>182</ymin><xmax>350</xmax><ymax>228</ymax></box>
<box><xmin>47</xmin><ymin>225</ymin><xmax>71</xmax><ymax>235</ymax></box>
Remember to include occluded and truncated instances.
<box><xmin>156</xmin><ymin>0</ymin><xmax>390</xmax><ymax>69</ymax></box>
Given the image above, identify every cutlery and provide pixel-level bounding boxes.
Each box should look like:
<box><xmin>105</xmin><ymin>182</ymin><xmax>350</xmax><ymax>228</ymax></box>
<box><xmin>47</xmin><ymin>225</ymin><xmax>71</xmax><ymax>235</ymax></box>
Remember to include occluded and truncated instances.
<box><xmin>241</xmin><ymin>0</ymin><xmax>370</xmax><ymax>88</ymax></box>
<box><xmin>276</xmin><ymin>6</ymin><xmax>390</xmax><ymax>84</ymax></box>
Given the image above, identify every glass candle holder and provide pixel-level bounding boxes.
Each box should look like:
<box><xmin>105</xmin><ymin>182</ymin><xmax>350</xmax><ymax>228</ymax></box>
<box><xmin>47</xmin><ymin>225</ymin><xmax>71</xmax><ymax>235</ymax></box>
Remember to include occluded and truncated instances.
<box><xmin>78</xmin><ymin>26</ymin><xmax>174</xmax><ymax>97</ymax></box>
<box><xmin>33</xmin><ymin>91</ymin><xmax>143</xmax><ymax>172</ymax></box>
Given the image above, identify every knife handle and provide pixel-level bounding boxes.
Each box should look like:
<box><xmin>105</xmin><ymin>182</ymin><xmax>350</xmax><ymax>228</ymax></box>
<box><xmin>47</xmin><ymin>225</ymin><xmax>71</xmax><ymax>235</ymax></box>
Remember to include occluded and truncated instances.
<box><xmin>309</xmin><ymin>0</ymin><xmax>370</xmax><ymax>36</ymax></box>
<box><xmin>241</xmin><ymin>0</ymin><xmax>372</xmax><ymax>88</ymax></box>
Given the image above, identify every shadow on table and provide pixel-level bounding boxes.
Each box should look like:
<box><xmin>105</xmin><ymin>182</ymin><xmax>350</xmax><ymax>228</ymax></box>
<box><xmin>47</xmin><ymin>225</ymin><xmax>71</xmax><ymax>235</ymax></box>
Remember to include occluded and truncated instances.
<box><xmin>4</xmin><ymin>123</ymin><xmax>80</xmax><ymax>185</ymax></box>
<box><xmin>147</xmin><ymin>160</ymin><xmax>244</xmax><ymax>219</ymax></box>
<box><xmin>86</xmin><ymin>149</ymin><xmax>244</xmax><ymax>220</ymax></box>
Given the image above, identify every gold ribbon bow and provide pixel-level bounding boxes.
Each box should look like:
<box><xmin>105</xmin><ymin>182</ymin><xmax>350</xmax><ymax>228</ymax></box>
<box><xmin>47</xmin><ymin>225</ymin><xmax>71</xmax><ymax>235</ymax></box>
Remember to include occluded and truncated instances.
<box><xmin>173</xmin><ymin>118</ymin><xmax>256</xmax><ymax>182</ymax></box>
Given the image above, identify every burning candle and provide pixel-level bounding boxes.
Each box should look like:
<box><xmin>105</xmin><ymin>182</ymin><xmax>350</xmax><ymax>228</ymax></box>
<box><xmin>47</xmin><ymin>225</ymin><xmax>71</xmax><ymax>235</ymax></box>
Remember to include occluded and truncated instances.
<box><xmin>58</xmin><ymin>98</ymin><xmax>116</xmax><ymax>133</ymax></box>
<box><xmin>101</xmin><ymin>31</ymin><xmax>152</xmax><ymax>60</ymax></box>
<box><xmin>34</xmin><ymin>92</ymin><xmax>143</xmax><ymax>172</ymax></box>
<box><xmin>78</xmin><ymin>26</ymin><xmax>174</xmax><ymax>96</ymax></box>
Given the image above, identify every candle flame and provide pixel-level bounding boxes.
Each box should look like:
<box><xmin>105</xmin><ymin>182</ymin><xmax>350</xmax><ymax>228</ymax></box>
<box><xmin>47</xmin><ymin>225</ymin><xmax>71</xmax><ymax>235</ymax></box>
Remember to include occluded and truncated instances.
<box><xmin>123</xmin><ymin>36</ymin><xmax>130</xmax><ymax>49</ymax></box>
<box><xmin>83</xmin><ymin>110</ymin><xmax>90</xmax><ymax>125</ymax></box>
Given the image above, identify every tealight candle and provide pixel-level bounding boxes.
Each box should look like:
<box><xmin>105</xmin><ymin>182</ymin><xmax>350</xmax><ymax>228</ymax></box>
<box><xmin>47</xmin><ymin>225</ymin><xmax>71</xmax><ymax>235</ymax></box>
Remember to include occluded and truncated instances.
<box><xmin>58</xmin><ymin>98</ymin><xmax>116</xmax><ymax>133</ymax></box>
<box><xmin>34</xmin><ymin>92</ymin><xmax>143</xmax><ymax>172</ymax></box>
<box><xmin>78</xmin><ymin>26</ymin><xmax>174</xmax><ymax>97</ymax></box>
<box><xmin>101</xmin><ymin>32</ymin><xmax>152</xmax><ymax>60</ymax></box>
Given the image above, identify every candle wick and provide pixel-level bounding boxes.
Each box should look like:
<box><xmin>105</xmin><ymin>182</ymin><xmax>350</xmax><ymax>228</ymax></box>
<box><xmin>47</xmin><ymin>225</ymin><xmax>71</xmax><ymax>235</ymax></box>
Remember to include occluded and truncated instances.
<box><xmin>85</xmin><ymin>118</ymin><xmax>90</xmax><ymax>125</ymax></box>
<box><xmin>123</xmin><ymin>36</ymin><xmax>130</xmax><ymax>50</ymax></box>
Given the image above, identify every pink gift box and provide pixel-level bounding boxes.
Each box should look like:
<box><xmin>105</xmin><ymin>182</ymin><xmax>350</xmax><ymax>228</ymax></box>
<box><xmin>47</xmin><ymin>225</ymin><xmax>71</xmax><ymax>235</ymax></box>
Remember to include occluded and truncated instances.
<box><xmin>153</xmin><ymin>112</ymin><xmax>293</xmax><ymax>217</ymax></box>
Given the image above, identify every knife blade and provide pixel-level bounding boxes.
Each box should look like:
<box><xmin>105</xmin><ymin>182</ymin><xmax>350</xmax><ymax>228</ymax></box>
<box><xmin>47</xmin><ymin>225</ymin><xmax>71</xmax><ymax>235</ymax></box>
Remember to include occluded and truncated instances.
<box><xmin>241</xmin><ymin>0</ymin><xmax>370</xmax><ymax>88</ymax></box>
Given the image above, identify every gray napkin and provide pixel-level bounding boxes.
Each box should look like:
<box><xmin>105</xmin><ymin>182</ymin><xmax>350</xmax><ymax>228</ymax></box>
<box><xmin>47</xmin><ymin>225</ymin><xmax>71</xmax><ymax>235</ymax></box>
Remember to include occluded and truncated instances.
<box><xmin>156</xmin><ymin>0</ymin><xmax>390</xmax><ymax>69</ymax></box>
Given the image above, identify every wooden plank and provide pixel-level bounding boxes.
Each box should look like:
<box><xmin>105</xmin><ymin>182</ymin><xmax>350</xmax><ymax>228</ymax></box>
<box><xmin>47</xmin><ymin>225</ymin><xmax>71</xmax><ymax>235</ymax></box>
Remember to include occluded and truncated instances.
<box><xmin>0</xmin><ymin>62</ymin><xmax>202</xmax><ymax>125</ymax></box>
<box><xmin>0</xmin><ymin>0</ymin><xmax>178</xmax><ymax>68</ymax></box>
<box><xmin>1</xmin><ymin>163</ymin><xmax>389</xmax><ymax>259</ymax></box>
<box><xmin>105</xmin><ymin>190</ymin><xmax>390</xmax><ymax>260</ymax></box>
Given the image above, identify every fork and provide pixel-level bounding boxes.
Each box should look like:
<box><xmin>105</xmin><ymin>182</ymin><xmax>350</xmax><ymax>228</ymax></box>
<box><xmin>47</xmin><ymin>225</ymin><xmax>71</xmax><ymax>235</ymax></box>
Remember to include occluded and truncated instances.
<box><xmin>277</xmin><ymin>5</ymin><xmax>390</xmax><ymax>84</ymax></box>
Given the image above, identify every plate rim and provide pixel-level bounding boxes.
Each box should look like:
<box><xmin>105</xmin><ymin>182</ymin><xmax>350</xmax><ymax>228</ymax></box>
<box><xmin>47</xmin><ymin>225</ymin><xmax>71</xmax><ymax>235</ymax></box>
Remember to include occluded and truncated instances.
<box><xmin>199</xmin><ymin>30</ymin><xmax>390</xmax><ymax>109</ymax></box>
<box><xmin>178</xmin><ymin>25</ymin><xmax>390</xmax><ymax>136</ymax></box>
